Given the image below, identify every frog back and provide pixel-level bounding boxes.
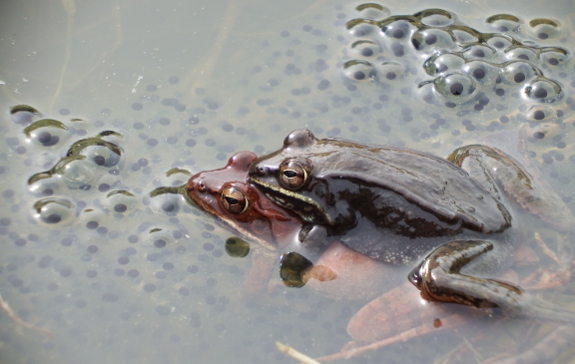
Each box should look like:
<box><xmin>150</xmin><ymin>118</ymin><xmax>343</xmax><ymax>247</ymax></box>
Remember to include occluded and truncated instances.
<box><xmin>308</xmin><ymin>138</ymin><xmax>512</xmax><ymax>234</ymax></box>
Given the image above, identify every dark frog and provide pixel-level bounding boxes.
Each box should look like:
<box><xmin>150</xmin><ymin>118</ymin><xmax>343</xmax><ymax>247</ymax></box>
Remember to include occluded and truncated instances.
<box><xmin>248</xmin><ymin>128</ymin><xmax>575</xmax><ymax>322</ymax></box>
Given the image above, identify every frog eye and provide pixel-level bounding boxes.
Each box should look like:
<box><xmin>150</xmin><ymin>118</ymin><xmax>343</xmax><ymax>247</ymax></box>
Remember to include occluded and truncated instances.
<box><xmin>279</xmin><ymin>159</ymin><xmax>310</xmax><ymax>190</ymax></box>
<box><xmin>220</xmin><ymin>186</ymin><xmax>248</xmax><ymax>214</ymax></box>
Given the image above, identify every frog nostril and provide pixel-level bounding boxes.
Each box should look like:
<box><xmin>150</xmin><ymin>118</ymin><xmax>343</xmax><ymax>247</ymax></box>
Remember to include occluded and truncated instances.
<box><xmin>408</xmin><ymin>267</ymin><xmax>423</xmax><ymax>288</ymax></box>
<box><xmin>197</xmin><ymin>182</ymin><xmax>206</xmax><ymax>192</ymax></box>
<box><xmin>255</xmin><ymin>167</ymin><xmax>267</xmax><ymax>176</ymax></box>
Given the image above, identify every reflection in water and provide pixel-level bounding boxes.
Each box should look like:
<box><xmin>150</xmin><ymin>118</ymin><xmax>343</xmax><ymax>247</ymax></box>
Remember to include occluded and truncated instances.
<box><xmin>1</xmin><ymin>1</ymin><xmax>575</xmax><ymax>363</ymax></box>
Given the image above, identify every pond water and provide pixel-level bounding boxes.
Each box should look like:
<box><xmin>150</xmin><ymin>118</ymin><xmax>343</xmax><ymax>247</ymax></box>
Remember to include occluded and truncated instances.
<box><xmin>1</xmin><ymin>0</ymin><xmax>575</xmax><ymax>363</ymax></box>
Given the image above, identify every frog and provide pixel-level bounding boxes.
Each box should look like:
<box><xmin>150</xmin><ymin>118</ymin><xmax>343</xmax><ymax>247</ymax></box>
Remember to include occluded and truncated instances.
<box><xmin>247</xmin><ymin>128</ymin><xmax>575</xmax><ymax>324</ymax></box>
<box><xmin>186</xmin><ymin>150</ymin><xmax>472</xmax><ymax>343</ymax></box>
<box><xmin>186</xmin><ymin>150</ymin><xmax>397</xmax><ymax>300</ymax></box>
<box><xmin>186</xmin><ymin>151</ymin><xmax>302</xmax><ymax>298</ymax></box>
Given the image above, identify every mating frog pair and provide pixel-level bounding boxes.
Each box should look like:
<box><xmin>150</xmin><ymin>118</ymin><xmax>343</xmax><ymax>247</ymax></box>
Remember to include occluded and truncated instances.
<box><xmin>187</xmin><ymin>128</ymin><xmax>575</xmax><ymax>344</ymax></box>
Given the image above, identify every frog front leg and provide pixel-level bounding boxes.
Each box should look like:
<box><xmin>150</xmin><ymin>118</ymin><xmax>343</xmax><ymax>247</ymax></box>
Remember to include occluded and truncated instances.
<box><xmin>409</xmin><ymin>240</ymin><xmax>575</xmax><ymax>323</ymax></box>
<box><xmin>297</xmin><ymin>224</ymin><xmax>329</xmax><ymax>255</ymax></box>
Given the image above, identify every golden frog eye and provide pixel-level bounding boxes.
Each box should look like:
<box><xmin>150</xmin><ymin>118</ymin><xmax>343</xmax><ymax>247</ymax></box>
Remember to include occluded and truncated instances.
<box><xmin>220</xmin><ymin>186</ymin><xmax>248</xmax><ymax>214</ymax></box>
<box><xmin>279</xmin><ymin>159</ymin><xmax>310</xmax><ymax>190</ymax></box>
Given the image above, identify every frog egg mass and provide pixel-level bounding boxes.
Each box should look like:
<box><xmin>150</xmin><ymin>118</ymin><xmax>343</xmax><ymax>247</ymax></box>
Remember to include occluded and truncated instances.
<box><xmin>1</xmin><ymin>1</ymin><xmax>575</xmax><ymax>364</ymax></box>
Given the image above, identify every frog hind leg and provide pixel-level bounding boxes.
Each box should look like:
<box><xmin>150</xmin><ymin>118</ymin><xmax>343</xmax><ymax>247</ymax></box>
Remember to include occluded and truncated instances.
<box><xmin>409</xmin><ymin>240</ymin><xmax>575</xmax><ymax>324</ymax></box>
<box><xmin>447</xmin><ymin>144</ymin><xmax>575</xmax><ymax>233</ymax></box>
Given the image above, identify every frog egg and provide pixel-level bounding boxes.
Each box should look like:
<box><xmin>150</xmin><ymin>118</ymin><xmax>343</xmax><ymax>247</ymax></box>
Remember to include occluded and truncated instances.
<box><xmin>422</xmin><ymin>53</ymin><xmax>465</xmax><ymax>76</ymax></box>
<box><xmin>28</xmin><ymin>176</ymin><xmax>60</xmax><ymax>197</ymax></box>
<box><xmin>433</xmin><ymin>73</ymin><xmax>477</xmax><ymax>102</ymax></box>
<box><xmin>451</xmin><ymin>26</ymin><xmax>480</xmax><ymax>44</ymax></box>
<box><xmin>54</xmin><ymin>156</ymin><xmax>97</xmax><ymax>188</ymax></box>
<box><xmin>145</xmin><ymin>187</ymin><xmax>185</xmax><ymax>216</ymax></box>
<box><xmin>504</xmin><ymin>47</ymin><xmax>538</xmax><ymax>63</ymax></box>
<box><xmin>528</xmin><ymin>18</ymin><xmax>561</xmax><ymax>40</ymax></box>
<box><xmin>500</xmin><ymin>61</ymin><xmax>540</xmax><ymax>85</ymax></box>
<box><xmin>349</xmin><ymin>40</ymin><xmax>381</xmax><ymax>58</ymax></box>
<box><xmin>10</xmin><ymin>104</ymin><xmax>40</xmax><ymax>126</ymax></box>
<box><xmin>485</xmin><ymin>14</ymin><xmax>522</xmax><ymax>33</ymax></box>
<box><xmin>354</xmin><ymin>3</ymin><xmax>390</xmax><ymax>20</ymax></box>
<box><xmin>523</xmin><ymin>77</ymin><xmax>562</xmax><ymax>103</ymax></box>
<box><xmin>224</xmin><ymin>237</ymin><xmax>250</xmax><ymax>258</ymax></box>
<box><xmin>525</xmin><ymin>122</ymin><xmax>560</xmax><ymax>142</ymax></box>
<box><xmin>104</xmin><ymin>190</ymin><xmax>138</xmax><ymax>215</ymax></box>
<box><xmin>346</xmin><ymin>18</ymin><xmax>379</xmax><ymax>38</ymax></box>
<box><xmin>24</xmin><ymin>149</ymin><xmax>61</xmax><ymax>171</ymax></box>
<box><xmin>24</xmin><ymin>119</ymin><xmax>70</xmax><ymax>148</ymax></box>
<box><xmin>141</xmin><ymin>227</ymin><xmax>177</xmax><ymax>250</ymax></box>
<box><xmin>162</xmin><ymin>168</ymin><xmax>192</xmax><ymax>188</ymax></box>
<box><xmin>462</xmin><ymin>61</ymin><xmax>498</xmax><ymax>85</ymax></box>
<box><xmin>76</xmin><ymin>208</ymin><xmax>108</xmax><ymax>235</ymax></box>
<box><xmin>485</xmin><ymin>35</ymin><xmax>513</xmax><ymax>52</ymax></box>
<box><xmin>342</xmin><ymin>60</ymin><xmax>377</xmax><ymax>82</ymax></box>
<box><xmin>381</xmin><ymin>20</ymin><xmax>413</xmax><ymax>41</ymax></box>
<box><xmin>279</xmin><ymin>251</ymin><xmax>313</xmax><ymax>288</ymax></box>
<box><xmin>376</xmin><ymin>62</ymin><xmax>405</xmax><ymax>82</ymax></box>
<box><xmin>462</xmin><ymin>45</ymin><xmax>496</xmax><ymax>61</ymax></box>
<box><xmin>540</xmin><ymin>47</ymin><xmax>570</xmax><ymax>68</ymax></box>
<box><xmin>75</xmin><ymin>142</ymin><xmax>122</xmax><ymax>169</ymax></box>
<box><xmin>32</xmin><ymin>197</ymin><xmax>76</xmax><ymax>226</ymax></box>
<box><xmin>410</xmin><ymin>29</ymin><xmax>456</xmax><ymax>55</ymax></box>
<box><xmin>414</xmin><ymin>8</ymin><xmax>456</xmax><ymax>27</ymax></box>
<box><xmin>525</xmin><ymin>106</ymin><xmax>555</xmax><ymax>121</ymax></box>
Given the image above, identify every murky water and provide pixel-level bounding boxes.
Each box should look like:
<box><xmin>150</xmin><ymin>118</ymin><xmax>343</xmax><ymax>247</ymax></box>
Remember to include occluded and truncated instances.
<box><xmin>2</xmin><ymin>0</ymin><xmax>575</xmax><ymax>363</ymax></box>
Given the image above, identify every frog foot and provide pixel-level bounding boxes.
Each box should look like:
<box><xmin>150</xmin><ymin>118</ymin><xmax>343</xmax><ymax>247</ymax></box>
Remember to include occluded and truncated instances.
<box><xmin>409</xmin><ymin>240</ymin><xmax>575</xmax><ymax>324</ymax></box>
